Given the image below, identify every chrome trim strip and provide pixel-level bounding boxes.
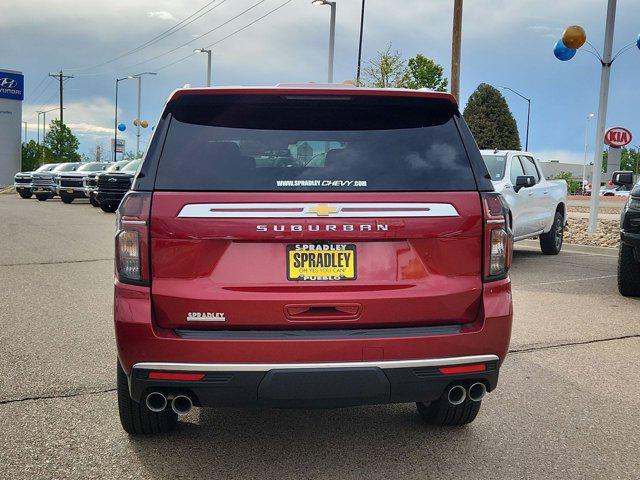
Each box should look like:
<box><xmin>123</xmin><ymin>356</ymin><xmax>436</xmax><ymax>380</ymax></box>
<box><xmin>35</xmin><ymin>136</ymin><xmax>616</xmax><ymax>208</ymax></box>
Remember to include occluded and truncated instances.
<box><xmin>133</xmin><ymin>354</ymin><xmax>498</xmax><ymax>372</ymax></box>
<box><xmin>486</xmin><ymin>219</ymin><xmax>505</xmax><ymax>224</ymax></box>
<box><xmin>178</xmin><ymin>202</ymin><xmax>459</xmax><ymax>219</ymax></box>
<box><xmin>120</xmin><ymin>220</ymin><xmax>147</xmax><ymax>226</ymax></box>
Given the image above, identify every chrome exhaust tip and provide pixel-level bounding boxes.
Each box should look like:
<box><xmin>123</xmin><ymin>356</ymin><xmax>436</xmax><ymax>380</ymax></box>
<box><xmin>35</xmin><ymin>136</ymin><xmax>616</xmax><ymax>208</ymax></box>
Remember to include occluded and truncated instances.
<box><xmin>171</xmin><ymin>394</ymin><xmax>193</xmax><ymax>416</ymax></box>
<box><xmin>145</xmin><ymin>392</ymin><xmax>167</xmax><ymax>412</ymax></box>
<box><xmin>447</xmin><ymin>385</ymin><xmax>467</xmax><ymax>405</ymax></box>
<box><xmin>468</xmin><ymin>382</ymin><xmax>487</xmax><ymax>402</ymax></box>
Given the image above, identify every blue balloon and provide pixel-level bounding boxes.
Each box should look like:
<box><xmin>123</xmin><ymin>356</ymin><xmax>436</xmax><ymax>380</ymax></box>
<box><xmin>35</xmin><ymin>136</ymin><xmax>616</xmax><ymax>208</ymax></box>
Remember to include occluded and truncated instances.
<box><xmin>554</xmin><ymin>39</ymin><xmax>576</xmax><ymax>61</ymax></box>
<box><xmin>117</xmin><ymin>123</ymin><xmax>126</xmax><ymax>132</ymax></box>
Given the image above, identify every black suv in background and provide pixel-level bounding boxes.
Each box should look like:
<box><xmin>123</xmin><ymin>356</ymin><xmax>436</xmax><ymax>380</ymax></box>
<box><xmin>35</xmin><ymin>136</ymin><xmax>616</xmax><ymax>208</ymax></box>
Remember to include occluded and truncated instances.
<box><xmin>56</xmin><ymin>162</ymin><xmax>111</xmax><ymax>204</ymax></box>
<box><xmin>618</xmin><ymin>178</ymin><xmax>640</xmax><ymax>296</ymax></box>
<box><xmin>85</xmin><ymin>160</ymin><xmax>131</xmax><ymax>207</ymax></box>
<box><xmin>95</xmin><ymin>159</ymin><xmax>141</xmax><ymax>212</ymax></box>
<box><xmin>14</xmin><ymin>164</ymin><xmax>57</xmax><ymax>199</ymax></box>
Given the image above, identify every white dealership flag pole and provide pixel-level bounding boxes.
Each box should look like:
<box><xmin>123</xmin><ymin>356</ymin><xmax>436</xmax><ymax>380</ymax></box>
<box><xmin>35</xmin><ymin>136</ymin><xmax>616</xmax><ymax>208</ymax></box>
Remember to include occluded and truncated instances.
<box><xmin>588</xmin><ymin>0</ymin><xmax>616</xmax><ymax>234</ymax></box>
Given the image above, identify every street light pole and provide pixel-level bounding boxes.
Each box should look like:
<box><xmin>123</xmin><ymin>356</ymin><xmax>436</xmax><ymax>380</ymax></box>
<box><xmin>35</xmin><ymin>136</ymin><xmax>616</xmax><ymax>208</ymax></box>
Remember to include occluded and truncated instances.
<box><xmin>583</xmin><ymin>113</ymin><xmax>595</xmax><ymax>188</ymax></box>
<box><xmin>114</xmin><ymin>77</ymin><xmax>128</xmax><ymax>162</ymax></box>
<box><xmin>194</xmin><ymin>49</ymin><xmax>213</xmax><ymax>87</ymax></box>
<box><xmin>355</xmin><ymin>0</ymin><xmax>365</xmax><ymax>85</ymax></box>
<box><xmin>312</xmin><ymin>0</ymin><xmax>337</xmax><ymax>83</ymax></box>
<box><xmin>588</xmin><ymin>0</ymin><xmax>616</xmax><ymax>234</ymax></box>
<box><xmin>36</xmin><ymin>112</ymin><xmax>43</xmax><ymax>145</ymax></box>
<box><xmin>499</xmin><ymin>86</ymin><xmax>531</xmax><ymax>151</ymax></box>
<box><xmin>130</xmin><ymin>72</ymin><xmax>157</xmax><ymax>159</ymax></box>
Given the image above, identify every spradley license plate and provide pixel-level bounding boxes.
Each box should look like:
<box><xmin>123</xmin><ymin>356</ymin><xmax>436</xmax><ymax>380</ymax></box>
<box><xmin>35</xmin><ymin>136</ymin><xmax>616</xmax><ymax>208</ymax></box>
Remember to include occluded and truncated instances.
<box><xmin>287</xmin><ymin>244</ymin><xmax>356</xmax><ymax>281</ymax></box>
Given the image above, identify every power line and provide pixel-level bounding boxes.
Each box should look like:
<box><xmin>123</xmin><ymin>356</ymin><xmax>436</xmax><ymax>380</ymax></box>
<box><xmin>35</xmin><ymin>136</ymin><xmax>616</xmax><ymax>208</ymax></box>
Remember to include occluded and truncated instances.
<box><xmin>67</xmin><ymin>0</ymin><xmax>228</xmax><ymax>72</ymax></box>
<box><xmin>119</xmin><ymin>0</ymin><xmax>269</xmax><ymax>72</ymax></box>
<box><xmin>155</xmin><ymin>0</ymin><xmax>294</xmax><ymax>72</ymax></box>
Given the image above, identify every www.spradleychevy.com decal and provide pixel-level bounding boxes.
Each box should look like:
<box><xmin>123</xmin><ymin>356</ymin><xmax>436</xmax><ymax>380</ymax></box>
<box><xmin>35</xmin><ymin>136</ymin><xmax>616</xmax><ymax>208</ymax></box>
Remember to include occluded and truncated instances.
<box><xmin>276</xmin><ymin>180</ymin><xmax>368</xmax><ymax>187</ymax></box>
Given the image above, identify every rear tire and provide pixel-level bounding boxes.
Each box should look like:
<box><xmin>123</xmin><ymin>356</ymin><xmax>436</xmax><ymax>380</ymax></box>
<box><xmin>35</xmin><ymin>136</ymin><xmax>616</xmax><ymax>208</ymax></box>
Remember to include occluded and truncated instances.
<box><xmin>117</xmin><ymin>362</ymin><xmax>177</xmax><ymax>435</ymax></box>
<box><xmin>416</xmin><ymin>392</ymin><xmax>481</xmax><ymax>426</ymax></box>
<box><xmin>618</xmin><ymin>243</ymin><xmax>640</xmax><ymax>297</ymax></box>
<box><xmin>35</xmin><ymin>194</ymin><xmax>49</xmax><ymax>202</ymax></box>
<box><xmin>18</xmin><ymin>191</ymin><xmax>33</xmax><ymax>199</ymax></box>
<box><xmin>100</xmin><ymin>202</ymin><xmax>118</xmax><ymax>213</ymax></box>
<box><xmin>540</xmin><ymin>211</ymin><xmax>564</xmax><ymax>255</ymax></box>
<box><xmin>60</xmin><ymin>193</ymin><xmax>74</xmax><ymax>204</ymax></box>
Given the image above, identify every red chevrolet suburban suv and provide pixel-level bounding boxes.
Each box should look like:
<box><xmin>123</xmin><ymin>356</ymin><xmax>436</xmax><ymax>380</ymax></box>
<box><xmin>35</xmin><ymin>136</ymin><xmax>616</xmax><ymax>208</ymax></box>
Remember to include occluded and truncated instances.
<box><xmin>114</xmin><ymin>85</ymin><xmax>513</xmax><ymax>434</ymax></box>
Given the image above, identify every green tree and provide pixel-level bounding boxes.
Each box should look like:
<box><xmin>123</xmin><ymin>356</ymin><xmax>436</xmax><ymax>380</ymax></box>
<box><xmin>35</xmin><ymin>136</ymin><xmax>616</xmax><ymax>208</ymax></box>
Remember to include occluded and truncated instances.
<box><xmin>463</xmin><ymin>83</ymin><xmax>521</xmax><ymax>150</ymax></box>
<box><xmin>43</xmin><ymin>120</ymin><xmax>80</xmax><ymax>162</ymax></box>
<box><xmin>21</xmin><ymin>140</ymin><xmax>54</xmax><ymax>171</ymax></box>
<box><xmin>602</xmin><ymin>147</ymin><xmax>640</xmax><ymax>173</ymax></box>
<box><xmin>122</xmin><ymin>150</ymin><xmax>139</xmax><ymax>160</ymax></box>
<box><xmin>401</xmin><ymin>54</ymin><xmax>448</xmax><ymax>91</ymax></box>
<box><xmin>362</xmin><ymin>44</ymin><xmax>406</xmax><ymax>88</ymax></box>
<box><xmin>554</xmin><ymin>171</ymin><xmax>581</xmax><ymax>194</ymax></box>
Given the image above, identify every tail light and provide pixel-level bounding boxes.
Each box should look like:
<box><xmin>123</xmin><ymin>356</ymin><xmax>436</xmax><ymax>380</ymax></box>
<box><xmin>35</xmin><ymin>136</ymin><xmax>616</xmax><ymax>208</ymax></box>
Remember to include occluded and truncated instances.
<box><xmin>482</xmin><ymin>192</ymin><xmax>512</xmax><ymax>281</ymax></box>
<box><xmin>115</xmin><ymin>192</ymin><xmax>151</xmax><ymax>285</ymax></box>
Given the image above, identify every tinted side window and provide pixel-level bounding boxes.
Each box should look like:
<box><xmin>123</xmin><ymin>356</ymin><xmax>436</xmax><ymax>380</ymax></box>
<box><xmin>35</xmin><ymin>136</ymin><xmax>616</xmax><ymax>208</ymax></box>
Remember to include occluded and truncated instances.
<box><xmin>520</xmin><ymin>156</ymin><xmax>540</xmax><ymax>183</ymax></box>
<box><xmin>510</xmin><ymin>157</ymin><xmax>525</xmax><ymax>185</ymax></box>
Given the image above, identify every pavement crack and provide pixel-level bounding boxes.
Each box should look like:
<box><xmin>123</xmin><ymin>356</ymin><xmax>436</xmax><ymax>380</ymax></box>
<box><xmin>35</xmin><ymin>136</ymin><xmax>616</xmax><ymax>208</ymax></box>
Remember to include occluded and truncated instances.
<box><xmin>0</xmin><ymin>258</ymin><xmax>112</xmax><ymax>267</ymax></box>
<box><xmin>509</xmin><ymin>334</ymin><xmax>640</xmax><ymax>354</ymax></box>
<box><xmin>0</xmin><ymin>387</ymin><xmax>116</xmax><ymax>406</ymax></box>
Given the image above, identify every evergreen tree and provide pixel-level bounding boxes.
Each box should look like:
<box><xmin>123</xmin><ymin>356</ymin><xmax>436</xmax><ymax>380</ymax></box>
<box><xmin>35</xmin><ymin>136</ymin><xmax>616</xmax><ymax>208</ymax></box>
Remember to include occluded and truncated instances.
<box><xmin>43</xmin><ymin>120</ymin><xmax>80</xmax><ymax>161</ymax></box>
<box><xmin>463</xmin><ymin>83</ymin><xmax>521</xmax><ymax>150</ymax></box>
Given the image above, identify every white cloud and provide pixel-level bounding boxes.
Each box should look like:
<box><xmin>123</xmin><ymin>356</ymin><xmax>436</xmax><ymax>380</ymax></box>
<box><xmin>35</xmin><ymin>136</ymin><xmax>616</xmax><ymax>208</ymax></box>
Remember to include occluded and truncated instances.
<box><xmin>147</xmin><ymin>11</ymin><xmax>175</xmax><ymax>21</ymax></box>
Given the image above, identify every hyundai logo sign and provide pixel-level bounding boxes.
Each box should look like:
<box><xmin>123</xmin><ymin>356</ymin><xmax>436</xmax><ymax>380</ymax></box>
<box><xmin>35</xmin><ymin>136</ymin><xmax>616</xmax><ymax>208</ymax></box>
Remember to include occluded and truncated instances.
<box><xmin>0</xmin><ymin>71</ymin><xmax>24</xmax><ymax>101</ymax></box>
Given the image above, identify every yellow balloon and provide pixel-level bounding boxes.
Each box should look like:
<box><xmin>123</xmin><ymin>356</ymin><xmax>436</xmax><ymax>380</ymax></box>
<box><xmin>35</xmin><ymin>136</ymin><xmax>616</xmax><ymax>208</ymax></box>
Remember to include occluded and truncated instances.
<box><xmin>141</xmin><ymin>120</ymin><xmax>149</xmax><ymax>128</ymax></box>
<box><xmin>562</xmin><ymin>25</ymin><xmax>586</xmax><ymax>49</ymax></box>
<box><xmin>133</xmin><ymin>119</ymin><xmax>139</xmax><ymax>126</ymax></box>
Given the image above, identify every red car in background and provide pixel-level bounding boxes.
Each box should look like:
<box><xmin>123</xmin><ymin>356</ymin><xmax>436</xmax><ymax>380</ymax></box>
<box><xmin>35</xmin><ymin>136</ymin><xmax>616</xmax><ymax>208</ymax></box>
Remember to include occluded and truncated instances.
<box><xmin>114</xmin><ymin>85</ymin><xmax>513</xmax><ymax>434</ymax></box>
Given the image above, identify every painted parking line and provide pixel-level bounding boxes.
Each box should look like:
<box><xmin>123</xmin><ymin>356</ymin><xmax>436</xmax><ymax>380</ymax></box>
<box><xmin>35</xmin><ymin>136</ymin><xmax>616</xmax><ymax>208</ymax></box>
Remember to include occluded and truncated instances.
<box><xmin>515</xmin><ymin>274</ymin><xmax>617</xmax><ymax>288</ymax></box>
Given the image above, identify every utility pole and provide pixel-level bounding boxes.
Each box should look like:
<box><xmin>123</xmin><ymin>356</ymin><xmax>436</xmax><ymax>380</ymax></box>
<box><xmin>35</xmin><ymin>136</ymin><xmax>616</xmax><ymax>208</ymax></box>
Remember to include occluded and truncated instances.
<box><xmin>450</xmin><ymin>0</ymin><xmax>463</xmax><ymax>103</ymax></box>
<box><xmin>48</xmin><ymin>70</ymin><xmax>73</xmax><ymax>126</ymax></box>
<box><xmin>588</xmin><ymin>0</ymin><xmax>616</xmax><ymax>234</ymax></box>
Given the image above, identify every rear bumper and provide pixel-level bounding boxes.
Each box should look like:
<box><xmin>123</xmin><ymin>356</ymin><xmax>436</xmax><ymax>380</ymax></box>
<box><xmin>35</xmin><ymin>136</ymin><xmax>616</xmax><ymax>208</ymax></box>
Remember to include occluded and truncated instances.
<box><xmin>128</xmin><ymin>355</ymin><xmax>500</xmax><ymax>408</ymax></box>
<box><xmin>115</xmin><ymin>277</ymin><xmax>512</xmax><ymax>407</ymax></box>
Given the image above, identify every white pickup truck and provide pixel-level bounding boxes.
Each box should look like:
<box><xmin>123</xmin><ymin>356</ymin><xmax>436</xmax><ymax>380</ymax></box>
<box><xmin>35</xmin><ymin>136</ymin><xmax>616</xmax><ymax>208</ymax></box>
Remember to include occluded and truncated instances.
<box><xmin>481</xmin><ymin>150</ymin><xmax>568</xmax><ymax>255</ymax></box>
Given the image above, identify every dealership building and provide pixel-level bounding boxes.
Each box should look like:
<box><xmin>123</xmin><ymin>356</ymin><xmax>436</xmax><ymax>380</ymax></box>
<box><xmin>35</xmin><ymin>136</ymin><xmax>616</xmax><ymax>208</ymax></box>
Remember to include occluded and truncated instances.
<box><xmin>0</xmin><ymin>69</ymin><xmax>23</xmax><ymax>186</ymax></box>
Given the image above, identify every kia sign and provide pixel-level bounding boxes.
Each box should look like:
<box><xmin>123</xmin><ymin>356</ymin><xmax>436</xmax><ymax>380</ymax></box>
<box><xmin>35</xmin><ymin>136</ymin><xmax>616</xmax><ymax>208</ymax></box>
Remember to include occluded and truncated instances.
<box><xmin>604</xmin><ymin>127</ymin><xmax>632</xmax><ymax>148</ymax></box>
<box><xmin>0</xmin><ymin>71</ymin><xmax>24</xmax><ymax>101</ymax></box>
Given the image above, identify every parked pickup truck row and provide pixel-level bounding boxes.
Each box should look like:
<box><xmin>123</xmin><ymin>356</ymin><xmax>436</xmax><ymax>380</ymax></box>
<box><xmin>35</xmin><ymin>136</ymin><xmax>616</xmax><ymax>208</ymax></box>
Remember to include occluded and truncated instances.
<box><xmin>14</xmin><ymin>159</ymin><xmax>140</xmax><ymax>212</ymax></box>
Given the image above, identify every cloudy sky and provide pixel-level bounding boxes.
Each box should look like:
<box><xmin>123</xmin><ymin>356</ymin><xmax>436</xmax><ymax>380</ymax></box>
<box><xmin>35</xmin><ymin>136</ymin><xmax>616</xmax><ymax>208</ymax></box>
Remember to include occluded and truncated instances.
<box><xmin>2</xmin><ymin>0</ymin><xmax>639</xmax><ymax>162</ymax></box>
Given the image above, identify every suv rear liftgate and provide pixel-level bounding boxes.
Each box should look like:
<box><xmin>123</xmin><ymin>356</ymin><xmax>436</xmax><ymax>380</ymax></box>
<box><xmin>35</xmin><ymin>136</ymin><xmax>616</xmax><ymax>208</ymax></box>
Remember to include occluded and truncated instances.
<box><xmin>114</xmin><ymin>86</ymin><xmax>513</xmax><ymax>434</ymax></box>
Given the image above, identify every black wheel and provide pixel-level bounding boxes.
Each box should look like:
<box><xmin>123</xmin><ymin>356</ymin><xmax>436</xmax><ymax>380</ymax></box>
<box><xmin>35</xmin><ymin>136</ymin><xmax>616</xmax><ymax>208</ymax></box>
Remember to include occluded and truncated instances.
<box><xmin>89</xmin><ymin>193</ymin><xmax>100</xmax><ymax>207</ymax></box>
<box><xmin>618</xmin><ymin>243</ymin><xmax>640</xmax><ymax>297</ymax></box>
<box><xmin>35</xmin><ymin>194</ymin><xmax>49</xmax><ymax>202</ymax></box>
<box><xmin>60</xmin><ymin>193</ymin><xmax>74</xmax><ymax>204</ymax></box>
<box><xmin>417</xmin><ymin>393</ymin><xmax>481</xmax><ymax>426</ymax></box>
<box><xmin>117</xmin><ymin>362</ymin><xmax>177</xmax><ymax>435</ymax></box>
<box><xmin>18</xmin><ymin>191</ymin><xmax>33</xmax><ymax>199</ymax></box>
<box><xmin>540</xmin><ymin>211</ymin><xmax>564</xmax><ymax>255</ymax></box>
<box><xmin>100</xmin><ymin>202</ymin><xmax>118</xmax><ymax>213</ymax></box>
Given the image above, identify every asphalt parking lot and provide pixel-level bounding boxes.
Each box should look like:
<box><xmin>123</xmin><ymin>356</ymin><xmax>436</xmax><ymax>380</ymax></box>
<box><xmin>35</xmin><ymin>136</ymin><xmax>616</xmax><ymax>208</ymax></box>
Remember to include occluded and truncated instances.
<box><xmin>1</xmin><ymin>194</ymin><xmax>639</xmax><ymax>480</ymax></box>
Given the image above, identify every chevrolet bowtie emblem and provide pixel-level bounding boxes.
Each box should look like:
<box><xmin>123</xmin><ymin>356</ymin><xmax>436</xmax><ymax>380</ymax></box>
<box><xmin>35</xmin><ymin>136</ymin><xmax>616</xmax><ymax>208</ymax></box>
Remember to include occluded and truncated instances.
<box><xmin>306</xmin><ymin>205</ymin><xmax>339</xmax><ymax>216</ymax></box>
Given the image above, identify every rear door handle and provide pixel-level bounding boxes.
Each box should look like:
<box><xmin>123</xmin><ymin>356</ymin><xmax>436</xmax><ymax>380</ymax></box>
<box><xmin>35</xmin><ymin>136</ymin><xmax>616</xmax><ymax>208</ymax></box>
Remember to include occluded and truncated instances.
<box><xmin>285</xmin><ymin>304</ymin><xmax>362</xmax><ymax>321</ymax></box>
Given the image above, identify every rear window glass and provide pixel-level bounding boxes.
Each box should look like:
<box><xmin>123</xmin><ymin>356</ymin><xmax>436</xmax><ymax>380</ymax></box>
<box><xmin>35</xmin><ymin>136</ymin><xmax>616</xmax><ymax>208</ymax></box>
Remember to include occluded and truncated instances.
<box><xmin>155</xmin><ymin>94</ymin><xmax>477</xmax><ymax>191</ymax></box>
<box><xmin>481</xmin><ymin>155</ymin><xmax>507</xmax><ymax>181</ymax></box>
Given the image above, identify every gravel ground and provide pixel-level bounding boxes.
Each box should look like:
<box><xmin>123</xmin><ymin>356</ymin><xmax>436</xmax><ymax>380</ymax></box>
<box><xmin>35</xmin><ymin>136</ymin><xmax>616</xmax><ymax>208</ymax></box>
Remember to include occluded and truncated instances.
<box><xmin>570</xmin><ymin>205</ymin><xmax>623</xmax><ymax>215</ymax></box>
<box><xmin>565</xmin><ymin>218</ymin><xmax>619</xmax><ymax>248</ymax></box>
